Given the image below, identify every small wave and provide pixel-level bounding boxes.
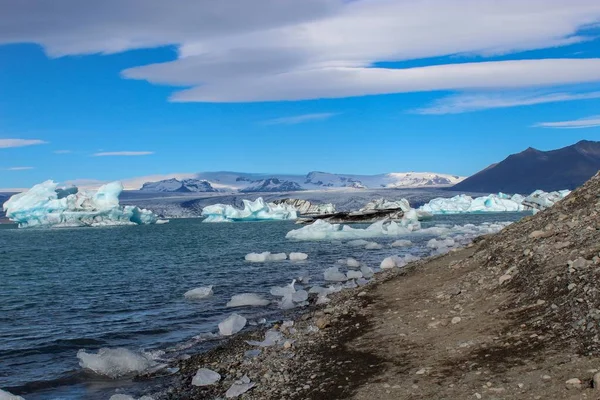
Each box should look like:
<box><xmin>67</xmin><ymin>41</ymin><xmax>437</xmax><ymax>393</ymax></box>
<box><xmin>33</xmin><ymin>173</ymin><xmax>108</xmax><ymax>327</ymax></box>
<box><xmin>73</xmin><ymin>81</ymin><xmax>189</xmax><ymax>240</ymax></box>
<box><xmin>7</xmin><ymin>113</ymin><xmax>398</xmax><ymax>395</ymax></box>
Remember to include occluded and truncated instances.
<box><xmin>0</xmin><ymin>338</ymin><xmax>107</xmax><ymax>358</ymax></box>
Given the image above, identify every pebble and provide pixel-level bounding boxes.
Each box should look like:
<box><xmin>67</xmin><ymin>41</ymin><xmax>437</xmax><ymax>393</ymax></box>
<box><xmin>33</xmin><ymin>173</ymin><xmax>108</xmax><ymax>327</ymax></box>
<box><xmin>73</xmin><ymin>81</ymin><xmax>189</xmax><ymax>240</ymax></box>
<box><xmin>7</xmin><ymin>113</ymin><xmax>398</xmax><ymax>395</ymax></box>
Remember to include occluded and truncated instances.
<box><xmin>451</xmin><ymin>317</ymin><xmax>462</xmax><ymax>324</ymax></box>
<box><xmin>565</xmin><ymin>378</ymin><xmax>583</xmax><ymax>389</ymax></box>
<box><xmin>315</xmin><ymin>318</ymin><xmax>331</xmax><ymax>329</ymax></box>
<box><xmin>499</xmin><ymin>274</ymin><xmax>512</xmax><ymax>284</ymax></box>
<box><xmin>593</xmin><ymin>372</ymin><xmax>600</xmax><ymax>389</ymax></box>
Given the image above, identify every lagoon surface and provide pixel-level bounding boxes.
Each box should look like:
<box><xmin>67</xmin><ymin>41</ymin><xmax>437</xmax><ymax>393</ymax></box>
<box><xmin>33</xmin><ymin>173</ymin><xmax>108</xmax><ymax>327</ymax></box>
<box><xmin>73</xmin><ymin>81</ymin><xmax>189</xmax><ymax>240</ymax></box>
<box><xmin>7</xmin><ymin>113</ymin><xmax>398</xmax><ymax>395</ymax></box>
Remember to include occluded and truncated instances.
<box><xmin>0</xmin><ymin>214</ymin><xmax>526</xmax><ymax>399</ymax></box>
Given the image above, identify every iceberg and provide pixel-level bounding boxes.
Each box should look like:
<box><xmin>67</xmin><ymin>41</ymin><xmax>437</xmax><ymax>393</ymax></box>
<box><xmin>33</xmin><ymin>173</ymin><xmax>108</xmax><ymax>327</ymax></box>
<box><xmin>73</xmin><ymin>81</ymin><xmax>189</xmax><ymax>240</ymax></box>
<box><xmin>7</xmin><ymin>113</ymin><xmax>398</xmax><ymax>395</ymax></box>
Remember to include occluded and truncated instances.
<box><xmin>289</xmin><ymin>252</ymin><xmax>308</xmax><ymax>261</ymax></box>
<box><xmin>3</xmin><ymin>180</ymin><xmax>165</xmax><ymax>228</ymax></box>
<box><xmin>76</xmin><ymin>348</ymin><xmax>159</xmax><ymax>378</ymax></box>
<box><xmin>226</xmin><ymin>293</ymin><xmax>270</xmax><ymax>307</ymax></box>
<box><xmin>218</xmin><ymin>313</ymin><xmax>247</xmax><ymax>336</ymax></box>
<box><xmin>184</xmin><ymin>286</ymin><xmax>214</xmax><ymax>299</ymax></box>
<box><xmin>419</xmin><ymin>190</ymin><xmax>570</xmax><ymax>215</ymax></box>
<box><xmin>360</xmin><ymin>198</ymin><xmax>411</xmax><ymax>212</ymax></box>
<box><xmin>201</xmin><ymin>197</ymin><xmax>297</xmax><ymax>222</ymax></box>
<box><xmin>245</xmin><ymin>252</ymin><xmax>287</xmax><ymax>262</ymax></box>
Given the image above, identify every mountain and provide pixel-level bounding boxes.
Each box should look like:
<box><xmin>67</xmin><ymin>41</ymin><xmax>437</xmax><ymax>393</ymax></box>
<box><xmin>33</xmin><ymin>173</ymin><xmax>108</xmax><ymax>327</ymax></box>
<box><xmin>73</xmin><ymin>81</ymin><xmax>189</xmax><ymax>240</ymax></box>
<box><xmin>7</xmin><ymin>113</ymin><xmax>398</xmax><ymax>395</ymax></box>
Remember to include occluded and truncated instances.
<box><xmin>239</xmin><ymin>178</ymin><xmax>303</xmax><ymax>193</ymax></box>
<box><xmin>140</xmin><ymin>171</ymin><xmax>464</xmax><ymax>193</ymax></box>
<box><xmin>453</xmin><ymin>140</ymin><xmax>600</xmax><ymax>194</ymax></box>
<box><xmin>140</xmin><ymin>178</ymin><xmax>217</xmax><ymax>193</ymax></box>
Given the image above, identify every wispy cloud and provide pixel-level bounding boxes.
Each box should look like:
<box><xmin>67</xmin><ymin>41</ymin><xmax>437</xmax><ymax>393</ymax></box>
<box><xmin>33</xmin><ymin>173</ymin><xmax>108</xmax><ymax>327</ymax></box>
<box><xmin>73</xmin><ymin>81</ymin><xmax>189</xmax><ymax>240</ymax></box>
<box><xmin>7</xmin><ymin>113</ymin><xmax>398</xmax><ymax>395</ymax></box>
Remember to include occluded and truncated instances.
<box><xmin>414</xmin><ymin>91</ymin><xmax>600</xmax><ymax>115</ymax></box>
<box><xmin>54</xmin><ymin>149</ymin><xmax>72</xmax><ymax>154</ymax></box>
<box><xmin>534</xmin><ymin>115</ymin><xmax>600</xmax><ymax>129</ymax></box>
<box><xmin>92</xmin><ymin>151</ymin><xmax>154</xmax><ymax>157</ymax></box>
<box><xmin>263</xmin><ymin>113</ymin><xmax>339</xmax><ymax>125</ymax></box>
<box><xmin>6</xmin><ymin>166</ymin><xmax>34</xmax><ymax>171</ymax></box>
<box><xmin>0</xmin><ymin>138</ymin><xmax>47</xmax><ymax>148</ymax></box>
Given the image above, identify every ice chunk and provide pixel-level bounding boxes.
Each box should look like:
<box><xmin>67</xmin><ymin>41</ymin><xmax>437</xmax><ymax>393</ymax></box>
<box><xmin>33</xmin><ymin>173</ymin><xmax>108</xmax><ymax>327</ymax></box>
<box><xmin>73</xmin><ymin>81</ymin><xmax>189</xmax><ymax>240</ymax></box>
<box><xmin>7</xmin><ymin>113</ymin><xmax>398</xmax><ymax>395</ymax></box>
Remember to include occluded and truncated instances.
<box><xmin>346</xmin><ymin>239</ymin><xmax>370</xmax><ymax>247</ymax></box>
<box><xmin>202</xmin><ymin>197</ymin><xmax>297</xmax><ymax>222</ymax></box>
<box><xmin>109</xmin><ymin>396</ymin><xmax>154</xmax><ymax>400</ymax></box>
<box><xmin>226</xmin><ymin>293</ymin><xmax>270</xmax><ymax>308</ymax></box>
<box><xmin>286</xmin><ymin>216</ymin><xmax>421</xmax><ymax>241</ymax></box>
<box><xmin>3</xmin><ymin>180</ymin><xmax>165</xmax><ymax>228</ymax></box>
<box><xmin>244</xmin><ymin>349</ymin><xmax>261</xmax><ymax>358</ymax></box>
<box><xmin>360</xmin><ymin>198</ymin><xmax>411</xmax><ymax>212</ymax></box>
<box><xmin>76</xmin><ymin>348</ymin><xmax>158</xmax><ymax>378</ymax></box>
<box><xmin>357</xmin><ymin>277</ymin><xmax>369</xmax><ymax>286</ymax></box>
<box><xmin>344</xmin><ymin>280</ymin><xmax>358</xmax><ymax>289</ymax></box>
<box><xmin>0</xmin><ymin>389</ymin><xmax>25</xmax><ymax>400</ymax></box>
<box><xmin>225</xmin><ymin>376</ymin><xmax>255</xmax><ymax>398</ymax></box>
<box><xmin>291</xmin><ymin>290</ymin><xmax>309</xmax><ymax>302</ymax></box>
<box><xmin>360</xmin><ymin>266</ymin><xmax>375</xmax><ymax>278</ymax></box>
<box><xmin>391</xmin><ymin>239</ymin><xmax>412</xmax><ymax>247</ymax></box>
<box><xmin>380</xmin><ymin>256</ymin><xmax>398</xmax><ymax>269</ymax></box>
<box><xmin>364</xmin><ymin>242</ymin><xmax>383</xmax><ymax>250</ymax></box>
<box><xmin>246</xmin><ymin>330</ymin><xmax>284</xmax><ymax>347</ymax></box>
<box><xmin>345</xmin><ymin>257</ymin><xmax>360</xmax><ymax>268</ymax></box>
<box><xmin>324</xmin><ymin>267</ymin><xmax>348</xmax><ymax>282</ymax></box>
<box><xmin>218</xmin><ymin>313</ymin><xmax>247</xmax><ymax>336</ymax></box>
<box><xmin>289</xmin><ymin>252</ymin><xmax>308</xmax><ymax>261</ymax></box>
<box><xmin>184</xmin><ymin>286</ymin><xmax>213</xmax><ymax>299</ymax></box>
<box><xmin>192</xmin><ymin>368</ymin><xmax>221</xmax><ymax>386</ymax></box>
<box><xmin>245</xmin><ymin>252</ymin><xmax>287</xmax><ymax>262</ymax></box>
<box><xmin>270</xmin><ymin>280</ymin><xmax>296</xmax><ymax>297</ymax></box>
<box><xmin>347</xmin><ymin>270</ymin><xmax>363</xmax><ymax>280</ymax></box>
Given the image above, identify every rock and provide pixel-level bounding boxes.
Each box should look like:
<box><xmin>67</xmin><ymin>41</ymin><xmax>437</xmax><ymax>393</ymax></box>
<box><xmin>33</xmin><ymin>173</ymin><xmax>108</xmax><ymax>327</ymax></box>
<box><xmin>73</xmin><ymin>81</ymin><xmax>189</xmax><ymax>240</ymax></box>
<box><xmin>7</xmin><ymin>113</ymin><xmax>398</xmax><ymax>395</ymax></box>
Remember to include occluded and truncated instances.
<box><xmin>542</xmin><ymin>375</ymin><xmax>551</xmax><ymax>381</ymax></box>
<box><xmin>451</xmin><ymin>317</ymin><xmax>462</xmax><ymax>324</ymax></box>
<box><xmin>192</xmin><ymin>368</ymin><xmax>221</xmax><ymax>386</ymax></box>
<box><xmin>529</xmin><ymin>230</ymin><xmax>552</xmax><ymax>239</ymax></box>
<box><xmin>565</xmin><ymin>378</ymin><xmax>583</xmax><ymax>389</ymax></box>
<box><xmin>415</xmin><ymin>368</ymin><xmax>427</xmax><ymax>375</ymax></box>
<box><xmin>593</xmin><ymin>372</ymin><xmax>600</xmax><ymax>389</ymax></box>
<box><xmin>499</xmin><ymin>274</ymin><xmax>512</xmax><ymax>284</ymax></box>
<box><xmin>315</xmin><ymin>317</ymin><xmax>331</xmax><ymax>329</ymax></box>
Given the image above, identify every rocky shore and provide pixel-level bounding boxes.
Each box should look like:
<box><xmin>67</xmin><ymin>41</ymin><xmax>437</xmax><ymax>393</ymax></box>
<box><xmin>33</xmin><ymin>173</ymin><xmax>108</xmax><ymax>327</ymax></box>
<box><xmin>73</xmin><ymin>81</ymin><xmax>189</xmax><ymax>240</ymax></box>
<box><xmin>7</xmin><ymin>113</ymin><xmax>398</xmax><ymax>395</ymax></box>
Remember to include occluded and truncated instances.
<box><xmin>152</xmin><ymin>172</ymin><xmax>600</xmax><ymax>399</ymax></box>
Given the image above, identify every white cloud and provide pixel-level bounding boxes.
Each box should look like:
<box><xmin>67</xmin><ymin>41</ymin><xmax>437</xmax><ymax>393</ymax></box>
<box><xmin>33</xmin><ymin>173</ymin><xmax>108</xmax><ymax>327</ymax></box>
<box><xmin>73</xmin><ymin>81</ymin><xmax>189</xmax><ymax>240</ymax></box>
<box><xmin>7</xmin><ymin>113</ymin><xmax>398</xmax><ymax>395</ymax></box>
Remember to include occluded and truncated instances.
<box><xmin>0</xmin><ymin>139</ymin><xmax>47</xmax><ymax>148</ymax></box>
<box><xmin>534</xmin><ymin>115</ymin><xmax>600</xmax><ymax>129</ymax></box>
<box><xmin>414</xmin><ymin>91</ymin><xmax>600</xmax><ymax>115</ymax></box>
<box><xmin>92</xmin><ymin>151</ymin><xmax>154</xmax><ymax>157</ymax></box>
<box><xmin>2</xmin><ymin>0</ymin><xmax>600</xmax><ymax>102</ymax></box>
<box><xmin>6</xmin><ymin>166</ymin><xmax>34</xmax><ymax>171</ymax></box>
<box><xmin>53</xmin><ymin>149</ymin><xmax>72</xmax><ymax>154</ymax></box>
<box><xmin>263</xmin><ymin>112</ymin><xmax>338</xmax><ymax>125</ymax></box>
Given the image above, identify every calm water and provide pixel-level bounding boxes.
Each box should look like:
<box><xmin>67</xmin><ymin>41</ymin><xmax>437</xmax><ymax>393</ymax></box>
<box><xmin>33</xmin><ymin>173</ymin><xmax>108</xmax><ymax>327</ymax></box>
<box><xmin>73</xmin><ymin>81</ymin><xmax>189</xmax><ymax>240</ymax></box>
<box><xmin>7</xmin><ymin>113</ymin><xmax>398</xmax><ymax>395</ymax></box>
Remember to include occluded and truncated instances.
<box><xmin>0</xmin><ymin>214</ymin><xmax>526</xmax><ymax>399</ymax></box>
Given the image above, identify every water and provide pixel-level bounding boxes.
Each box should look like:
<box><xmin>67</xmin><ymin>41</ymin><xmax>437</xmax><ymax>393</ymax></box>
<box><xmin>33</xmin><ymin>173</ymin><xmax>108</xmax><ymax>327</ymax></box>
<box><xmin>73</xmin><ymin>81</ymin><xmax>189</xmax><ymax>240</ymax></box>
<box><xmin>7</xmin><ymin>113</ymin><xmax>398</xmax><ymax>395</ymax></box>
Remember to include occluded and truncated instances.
<box><xmin>0</xmin><ymin>214</ymin><xmax>527</xmax><ymax>399</ymax></box>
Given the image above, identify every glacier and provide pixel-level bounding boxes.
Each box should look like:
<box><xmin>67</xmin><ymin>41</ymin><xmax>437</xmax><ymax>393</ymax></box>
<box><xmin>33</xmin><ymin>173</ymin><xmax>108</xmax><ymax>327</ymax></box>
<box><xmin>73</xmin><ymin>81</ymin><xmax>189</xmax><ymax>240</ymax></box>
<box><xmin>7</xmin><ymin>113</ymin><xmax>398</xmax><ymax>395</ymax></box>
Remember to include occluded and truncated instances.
<box><xmin>419</xmin><ymin>190</ymin><xmax>570</xmax><ymax>215</ymax></box>
<box><xmin>201</xmin><ymin>197</ymin><xmax>297</xmax><ymax>222</ymax></box>
<box><xmin>3</xmin><ymin>180</ymin><xmax>165</xmax><ymax>228</ymax></box>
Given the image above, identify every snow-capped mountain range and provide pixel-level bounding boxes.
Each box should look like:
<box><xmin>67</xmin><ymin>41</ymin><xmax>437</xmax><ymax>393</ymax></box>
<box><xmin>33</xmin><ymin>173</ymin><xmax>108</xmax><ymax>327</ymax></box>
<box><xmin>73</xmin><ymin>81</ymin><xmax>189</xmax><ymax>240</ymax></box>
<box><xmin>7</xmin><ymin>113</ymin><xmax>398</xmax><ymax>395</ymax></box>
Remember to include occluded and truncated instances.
<box><xmin>140</xmin><ymin>171</ymin><xmax>465</xmax><ymax>193</ymax></box>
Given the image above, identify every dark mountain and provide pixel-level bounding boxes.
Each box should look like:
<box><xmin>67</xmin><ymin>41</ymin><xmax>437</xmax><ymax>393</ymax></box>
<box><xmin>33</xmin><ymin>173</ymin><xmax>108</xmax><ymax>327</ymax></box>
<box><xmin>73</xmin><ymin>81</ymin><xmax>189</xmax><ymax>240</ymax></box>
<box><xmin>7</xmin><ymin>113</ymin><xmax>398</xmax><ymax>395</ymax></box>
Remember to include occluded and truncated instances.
<box><xmin>140</xmin><ymin>178</ymin><xmax>217</xmax><ymax>193</ymax></box>
<box><xmin>239</xmin><ymin>178</ymin><xmax>303</xmax><ymax>193</ymax></box>
<box><xmin>453</xmin><ymin>140</ymin><xmax>600</xmax><ymax>194</ymax></box>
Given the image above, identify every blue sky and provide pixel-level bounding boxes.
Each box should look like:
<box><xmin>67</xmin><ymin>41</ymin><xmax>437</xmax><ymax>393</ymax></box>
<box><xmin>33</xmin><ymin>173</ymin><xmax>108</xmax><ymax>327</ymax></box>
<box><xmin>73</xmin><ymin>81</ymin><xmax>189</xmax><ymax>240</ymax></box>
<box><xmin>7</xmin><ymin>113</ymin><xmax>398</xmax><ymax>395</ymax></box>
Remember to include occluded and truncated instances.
<box><xmin>1</xmin><ymin>0</ymin><xmax>600</xmax><ymax>189</ymax></box>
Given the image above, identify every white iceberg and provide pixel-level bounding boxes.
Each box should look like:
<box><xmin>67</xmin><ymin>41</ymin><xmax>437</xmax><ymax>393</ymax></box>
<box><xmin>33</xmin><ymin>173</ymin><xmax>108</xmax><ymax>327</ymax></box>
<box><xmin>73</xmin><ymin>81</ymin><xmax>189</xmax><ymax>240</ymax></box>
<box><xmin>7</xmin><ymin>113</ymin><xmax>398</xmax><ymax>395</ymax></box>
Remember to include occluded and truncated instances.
<box><xmin>523</xmin><ymin>189</ymin><xmax>571</xmax><ymax>212</ymax></box>
<box><xmin>246</xmin><ymin>330</ymin><xmax>284</xmax><ymax>347</ymax></box>
<box><xmin>184</xmin><ymin>286</ymin><xmax>213</xmax><ymax>299</ymax></box>
<box><xmin>360</xmin><ymin>198</ymin><xmax>411</xmax><ymax>212</ymax></box>
<box><xmin>3</xmin><ymin>180</ymin><xmax>165</xmax><ymax>228</ymax></box>
<box><xmin>245</xmin><ymin>252</ymin><xmax>287</xmax><ymax>262</ymax></box>
<box><xmin>364</xmin><ymin>242</ymin><xmax>383</xmax><ymax>250</ymax></box>
<box><xmin>76</xmin><ymin>348</ymin><xmax>159</xmax><ymax>378</ymax></box>
<box><xmin>226</xmin><ymin>293</ymin><xmax>270</xmax><ymax>308</ymax></box>
<box><xmin>218</xmin><ymin>313</ymin><xmax>247</xmax><ymax>336</ymax></box>
<box><xmin>289</xmin><ymin>252</ymin><xmax>308</xmax><ymax>261</ymax></box>
<box><xmin>344</xmin><ymin>257</ymin><xmax>361</xmax><ymax>268</ymax></box>
<box><xmin>270</xmin><ymin>280</ymin><xmax>306</xmax><ymax>309</ymax></box>
<box><xmin>346</xmin><ymin>239</ymin><xmax>370</xmax><ymax>247</ymax></box>
<box><xmin>201</xmin><ymin>197</ymin><xmax>297</xmax><ymax>222</ymax></box>
<box><xmin>324</xmin><ymin>267</ymin><xmax>348</xmax><ymax>282</ymax></box>
<box><xmin>361</xmin><ymin>266</ymin><xmax>375</xmax><ymax>278</ymax></box>
<box><xmin>192</xmin><ymin>368</ymin><xmax>221</xmax><ymax>386</ymax></box>
<box><xmin>0</xmin><ymin>389</ymin><xmax>25</xmax><ymax>400</ymax></box>
<box><xmin>391</xmin><ymin>239</ymin><xmax>412</xmax><ymax>247</ymax></box>
<box><xmin>347</xmin><ymin>270</ymin><xmax>363</xmax><ymax>280</ymax></box>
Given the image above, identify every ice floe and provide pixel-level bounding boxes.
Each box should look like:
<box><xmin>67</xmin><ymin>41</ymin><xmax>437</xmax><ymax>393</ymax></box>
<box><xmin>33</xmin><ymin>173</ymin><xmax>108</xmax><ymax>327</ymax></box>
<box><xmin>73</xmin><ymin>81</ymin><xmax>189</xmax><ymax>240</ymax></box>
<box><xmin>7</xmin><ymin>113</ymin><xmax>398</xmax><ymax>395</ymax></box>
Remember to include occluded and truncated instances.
<box><xmin>289</xmin><ymin>252</ymin><xmax>308</xmax><ymax>261</ymax></box>
<box><xmin>201</xmin><ymin>197</ymin><xmax>297</xmax><ymax>222</ymax></box>
<box><xmin>346</xmin><ymin>270</ymin><xmax>363</xmax><ymax>280</ymax></box>
<box><xmin>3</xmin><ymin>180</ymin><xmax>165</xmax><ymax>228</ymax></box>
<box><xmin>364</xmin><ymin>242</ymin><xmax>384</xmax><ymax>250</ymax></box>
<box><xmin>184</xmin><ymin>286</ymin><xmax>214</xmax><ymax>299</ymax></box>
<box><xmin>76</xmin><ymin>348</ymin><xmax>160</xmax><ymax>378</ymax></box>
<box><xmin>192</xmin><ymin>368</ymin><xmax>221</xmax><ymax>386</ymax></box>
<box><xmin>270</xmin><ymin>280</ymin><xmax>307</xmax><ymax>310</ymax></box>
<box><xmin>324</xmin><ymin>267</ymin><xmax>348</xmax><ymax>282</ymax></box>
<box><xmin>218</xmin><ymin>314</ymin><xmax>247</xmax><ymax>336</ymax></box>
<box><xmin>226</xmin><ymin>293</ymin><xmax>270</xmax><ymax>308</ymax></box>
<box><xmin>245</xmin><ymin>252</ymin><xmax>287</xmax><ymax>262</ymax></box>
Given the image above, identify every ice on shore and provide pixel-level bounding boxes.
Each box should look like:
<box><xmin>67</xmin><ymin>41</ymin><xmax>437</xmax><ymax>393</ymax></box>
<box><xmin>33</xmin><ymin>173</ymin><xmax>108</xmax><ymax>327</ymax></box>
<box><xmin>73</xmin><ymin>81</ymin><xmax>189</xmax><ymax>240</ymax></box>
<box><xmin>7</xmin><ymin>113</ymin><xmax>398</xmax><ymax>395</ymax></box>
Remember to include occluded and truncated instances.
<box><xmin>361</xmin><ymin>266</ymin><xmax>375</xmax><ymax>278</ymax></box>
<box><xmin>289</xmin><ymin>252</ymin><xmax>308</xmax><ymax>261</ymax></box>
<box><xmin>3</xmin><ymin>180</ymin><xmax>165</xmax><ymax>228</ymax></box>
<box><xmin>76</xmin><ymin>348</ymin><xmax>158</xmax><ymax>378</ymax></box>
<box><xmin>0</xmin><ymin>389</ymin><xmax>25</xmax><ymax>400</ymax></box>
<box><xmin>381</xmin><ymin>254</ymin><xmax>421</xmax><ymax>269</ymax></box>
<box><xmin>202</xmin><ymin>197</ymin><xmax>297</xmax><ymax>222</ymax></box>
<box><xmin>419</xmin><ymin>190</ymin><xmax>570</xmax><ymax>215</ymax></box>
<box><xmin>245</xmin><ymin>252</ymin><xmax>287</xmax><ymax>262</ymax></box>
<box><xmin>226</xmin><ymin>293</ymin><xmax>270</xmax><ymax>308</ymax></box>
<box><xmin>270</xmin><ymin>280</ymin><xmax>307</xmax><ymax>309</ymax></box>
<box><xmin>324</xmin><ymin>267</ymin><xmax>348</xmax><ymax>282</ymax></box>
<box><xmin>184</xmin><ymin>286</ymin><xmax>214</xmax><ymax>299</ymax></box>
<box><xmin>246</xmin><ymin>330</ymin><xmax>284</xmax><ymax>347</ymax></box>
<box><xmin>218</xmin><ymin>314</ymin><xmax>247</xmax><ymax>336</ymax></box>
<box><xmin>347</xmin><ymin>270</ymin><xmax>363</xmax><ymax>280</ymax></box>
<box><xmin>345</xmin><ymin>257</ymin><xmax>361</xmax><ymax>268</ymax></box>
<box><xmin>225</xmin><ymin>375</ymin><xmax>255</xmax><ymax>398</ymax></box>
<box><xmin>192</xmin><ymin>368</ymin><xmax>221</xmax><ymax>386</ymax></box>
<box><xmin>109</xmin><ymin>395</ymin><xmax>153</xmax><ymax>400</ymax></box>
<box><xmin>286</xmin><ymin>213</ymin><xmax>421</xmax><ymax>241</ymax></box>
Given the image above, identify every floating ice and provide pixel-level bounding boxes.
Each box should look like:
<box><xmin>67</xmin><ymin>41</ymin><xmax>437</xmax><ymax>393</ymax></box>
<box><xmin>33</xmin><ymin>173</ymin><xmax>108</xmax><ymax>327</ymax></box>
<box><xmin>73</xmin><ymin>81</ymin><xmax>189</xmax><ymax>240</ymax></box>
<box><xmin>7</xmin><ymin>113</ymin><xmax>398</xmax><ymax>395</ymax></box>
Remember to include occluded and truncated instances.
<box><xmin>419</xmin><ymin>190</ymin><xmax>570</xmax><ymax>215</ymax></box>
<box><xmin>192</xmin><ymin>368</ymin><xmax>221</xmax><ymax>386</ymax></box>
<box><xmin>202</xmin><ymin>198</ymin><xmax>297</xmax><ymax>222</ymax></box>
<box><xmin>380</xmin><ymin>257</ymin><xmax>397</xmax><ymax>269</ymax></box>
<box><xmin>184</xmin><ymin>286</ymin><xmax>213</xmax><ymax>299</ymax></box>
<box><xmin>360</xmin><ymin>266</ymin><xmax>375</xmax><ymax>278</ymax></box>
<box><xmin>291</xmin><ymin>290</ymin><xmax>309</xmax><ymax>302</ymax></box>
<box><xmin>347</xmin><ymin>270</ymin><xmax>363</xmax><ymax>280</ymax></box>
<box><xmin>76</xmin><ymin>348</ymin><xmax>158</xmax><ymax>378</ymax></box>
<box><xmin>226</xmin><ymin>293</ymin><xmax>270</xmax><ymax>308</ymax></box>
<box><xmin>270</xmin><ymin>280</ymin><xmax>296</xmax><ymax>297</ymax></box>
<box><xmin>0</xmin><ymin>389</ymin><xmax>25</xmax><ymax>400</ymax></box>
<box><xmin>357</xmin><ymin>277</ymin><xmax>369</xmax><ymax>286</ymax></box>
<box><xmin>270</xmin><ymin>280</ymin><xmax>305</xmax><ymax>309</ymax></box>
<box><xmin>246</xmin><ymin>330</ymin><xmax>284</xmax><ymax>347</ymax></box>
<box><xmin>218</xmin><ymin>314</ymin><xmax>247</xmax><ymax>336</ymax></box>
<box><xmin>346</xmin><ymin>239</ymin><xmax>370</xmax><ymax>247</ymax></box>
<box><xmin>286</xmin><ymin>215</ymin><xmax>421</xmax><ymax>241</ymax></box>
<box><xmin>3</xmin><ymin>181</ymin><xmax>165</xmax><ymax>228</ymax></box>
<box><xmin>345</xmin><ymin>257</ymin><xmax>361</xmax><ymax>268</ymax></box>
<box><xmin>225</xmin><ymin>375</ymin><xmax>255</xmax><ymax>398</ymax></box>
<box><xmin>324</xmin><ymin>267</ymin><xmax>348</xmax><ymax>282</ymax></box>
<box><xmin>289</xmin><ymin>252</ymin><xmax>308</xmax><ymax>261</ymax></box>
<box><xmin>344</xmin><ymin>280</ymin><xmax>358</xmax><ymax>289</ymax></box>
<box><xmin>364</xmin><ymin>242</ymin><xmax>383</xmax><ymax>250</ymax></box>
<box><xmin>391</xmin><ymin>239</ymin><xmax>412</xmax><ymax>247</ymax></box>
<box><xmin>380</xmin><ymin>254</ymin><xmax>421</xmax><ymax>270</ymax></box>
<box><xmin>109</xmin><ymin>395</ymin><xmax>154</xmax><ymax>400</ymax></box>
<box><xmin>245</xmin><ymin>252</ymin><xmax>287</xmax><ymax>262</ymax></box>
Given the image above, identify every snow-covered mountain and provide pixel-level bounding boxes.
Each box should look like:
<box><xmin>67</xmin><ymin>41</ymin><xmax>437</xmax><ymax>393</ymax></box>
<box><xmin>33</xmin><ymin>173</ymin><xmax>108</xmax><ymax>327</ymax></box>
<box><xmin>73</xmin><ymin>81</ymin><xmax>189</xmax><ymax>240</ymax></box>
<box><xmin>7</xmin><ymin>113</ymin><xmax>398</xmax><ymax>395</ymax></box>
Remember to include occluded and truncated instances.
<box><xmin>140</xmin><ymin>171</ymin><xmax>464</xmax><ymax>193</ymax></box>
<box><xmin>140</xmin><ymin>178</ymin><xmax>217</xmax><ymax>193</ymax></box>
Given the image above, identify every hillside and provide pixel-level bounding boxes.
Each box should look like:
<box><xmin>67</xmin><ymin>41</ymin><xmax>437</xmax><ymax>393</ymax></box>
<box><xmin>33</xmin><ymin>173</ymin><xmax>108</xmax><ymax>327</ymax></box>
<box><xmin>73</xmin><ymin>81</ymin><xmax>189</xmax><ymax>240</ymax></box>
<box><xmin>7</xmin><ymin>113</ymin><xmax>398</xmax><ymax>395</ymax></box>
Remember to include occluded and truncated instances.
<box><xmin>453</xmin><ymin>140</ymin><xmax>600</xmax><ymax>194</ymax></box>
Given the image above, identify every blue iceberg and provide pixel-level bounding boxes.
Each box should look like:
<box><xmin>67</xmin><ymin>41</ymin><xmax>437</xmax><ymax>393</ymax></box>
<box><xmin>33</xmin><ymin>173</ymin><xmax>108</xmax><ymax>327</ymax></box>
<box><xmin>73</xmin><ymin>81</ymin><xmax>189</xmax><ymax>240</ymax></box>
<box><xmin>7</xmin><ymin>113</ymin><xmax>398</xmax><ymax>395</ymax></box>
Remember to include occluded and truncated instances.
<box><xmin>201</xmin><ymin>197</ymin><xmax>297</xmax><ymax>222</ymax></box>
<box><xmin>3</xmin><ymin>180</ymin><xmax>166</xmax><ymax>228</ymax></box>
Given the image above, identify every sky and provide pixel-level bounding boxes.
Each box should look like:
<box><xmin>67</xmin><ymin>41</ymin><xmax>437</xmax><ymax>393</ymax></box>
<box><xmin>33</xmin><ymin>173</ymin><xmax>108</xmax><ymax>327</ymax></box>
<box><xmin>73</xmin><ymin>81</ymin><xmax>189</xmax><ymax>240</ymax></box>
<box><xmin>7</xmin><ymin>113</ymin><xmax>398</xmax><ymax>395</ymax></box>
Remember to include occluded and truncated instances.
<box><xmin>1</xmin><ymin>0</ymin><xmax>600</xmax><ymax>190</ymax></box>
